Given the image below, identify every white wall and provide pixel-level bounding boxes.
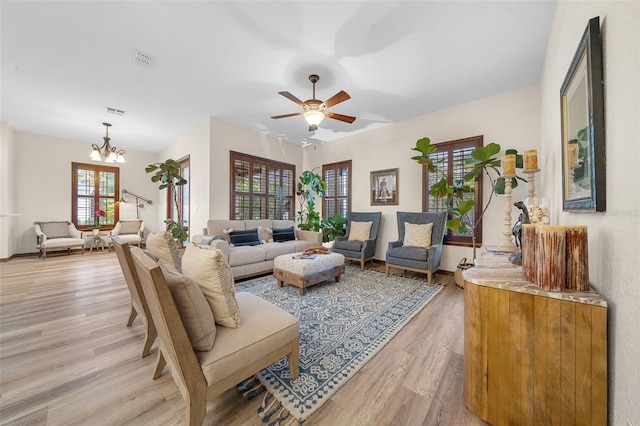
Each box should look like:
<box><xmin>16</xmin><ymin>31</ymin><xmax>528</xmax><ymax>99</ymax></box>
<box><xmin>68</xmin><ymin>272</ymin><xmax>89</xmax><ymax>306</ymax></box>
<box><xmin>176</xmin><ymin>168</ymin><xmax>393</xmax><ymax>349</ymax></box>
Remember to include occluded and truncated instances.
<box><xmin>9</xmin><ymin>130</ymin><xmax>159</xmax><ymax>255</ymax></box>
<box><xmin>307</xmin><ymin>84</ymin><xmax>541</xmax><ymax>271</ymax></box>
<box><xmin>539</xmin><ymin>2</ymin><xmax>640</xmax><ymax>424</ymax></box>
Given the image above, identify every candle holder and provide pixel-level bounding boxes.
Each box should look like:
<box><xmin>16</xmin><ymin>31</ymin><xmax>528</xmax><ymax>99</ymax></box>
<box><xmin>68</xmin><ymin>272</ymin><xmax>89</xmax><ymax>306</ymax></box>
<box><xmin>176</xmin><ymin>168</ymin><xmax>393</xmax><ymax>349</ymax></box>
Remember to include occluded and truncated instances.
<box><xmin>523</xmin><ymin>168</ymin><xmax>540</xmax><ymax>200</ymax></box>
<box><xmin>496</xmin><ymin>174</ymin><xmax>518</xmax><ymax>252</ymax></box>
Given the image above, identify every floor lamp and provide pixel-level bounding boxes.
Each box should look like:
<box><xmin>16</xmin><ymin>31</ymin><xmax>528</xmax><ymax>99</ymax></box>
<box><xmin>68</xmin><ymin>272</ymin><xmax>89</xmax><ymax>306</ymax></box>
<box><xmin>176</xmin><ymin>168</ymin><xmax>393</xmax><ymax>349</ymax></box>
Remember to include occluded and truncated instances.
<box><xmin>118</xmin><ymin>189</ymin><xmax>152</xmax><ymax>219</ymax></box>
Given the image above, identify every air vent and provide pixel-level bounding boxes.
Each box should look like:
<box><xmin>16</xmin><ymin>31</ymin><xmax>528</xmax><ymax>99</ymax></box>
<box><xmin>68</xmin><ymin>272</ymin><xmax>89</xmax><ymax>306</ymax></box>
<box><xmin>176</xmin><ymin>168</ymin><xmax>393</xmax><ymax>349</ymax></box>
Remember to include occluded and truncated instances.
<box><xmin>133</xmin><ymin>50</ymin><xmax>154</xmax><ymax>67</ymax></box>
<box><xmin>106</xmin><ymin>107</ymin><xmax>126</xmax><ymax>116</ymax></box>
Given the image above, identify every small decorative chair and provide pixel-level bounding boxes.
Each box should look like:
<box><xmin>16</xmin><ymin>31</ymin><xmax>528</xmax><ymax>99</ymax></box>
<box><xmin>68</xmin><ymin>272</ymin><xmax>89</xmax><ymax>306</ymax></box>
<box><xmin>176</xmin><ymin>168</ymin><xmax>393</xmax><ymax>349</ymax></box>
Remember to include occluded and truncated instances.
<box><xmin>385</xmin><ymin>211</ymin><xmax>447</xmax><ymax>284</ymax></box>
<box><xmin>111</xmin><ymin>235</ymin><xmax>158</xmax><ymax>359</ymax></box>
<box><xmin>109</xmin><ymin>219</ymin><xmax>144</xmax><ymax>252</ymax></box>
<box><xmin>332</xmin><ymin>212</ymin><xmax>382</xmax><ymax>270</ymax></box>
<box><xmin>33</xmin><ymin>221</ymin><xmax>85</xmax><ymax>259</ymax></box>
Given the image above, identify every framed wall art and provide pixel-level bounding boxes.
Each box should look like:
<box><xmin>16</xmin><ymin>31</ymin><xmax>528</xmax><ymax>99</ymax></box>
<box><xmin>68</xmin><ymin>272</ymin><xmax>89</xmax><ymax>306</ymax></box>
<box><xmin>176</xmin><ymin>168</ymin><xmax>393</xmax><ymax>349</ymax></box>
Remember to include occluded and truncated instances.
<box><xmin>370</xmin><ymin>168</ymin><xmax>398</xmax><ymax>206</ymax></box>
<box><xmin>560</xmin><ymin>16</ymin><xmax>606</xmax><ymax>212</ymax></box>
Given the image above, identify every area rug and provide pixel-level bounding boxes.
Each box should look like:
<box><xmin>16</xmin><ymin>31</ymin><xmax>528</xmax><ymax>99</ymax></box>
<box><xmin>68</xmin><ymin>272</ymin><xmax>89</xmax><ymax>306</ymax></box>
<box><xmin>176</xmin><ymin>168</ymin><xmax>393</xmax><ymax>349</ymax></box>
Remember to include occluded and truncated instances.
<box><xmin>235</xmin><ymin>266</ymin><xmax>443</xmax><ymax>424</ymax></box>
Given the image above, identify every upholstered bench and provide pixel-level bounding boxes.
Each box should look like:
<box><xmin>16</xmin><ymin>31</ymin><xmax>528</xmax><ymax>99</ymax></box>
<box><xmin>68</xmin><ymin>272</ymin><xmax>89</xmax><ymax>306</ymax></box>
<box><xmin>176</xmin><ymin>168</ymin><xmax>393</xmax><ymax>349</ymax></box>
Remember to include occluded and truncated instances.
<box><xmin>273</xmin><ymin>252</ymin><xmax>345</xmax><ymax>295</ymax></box>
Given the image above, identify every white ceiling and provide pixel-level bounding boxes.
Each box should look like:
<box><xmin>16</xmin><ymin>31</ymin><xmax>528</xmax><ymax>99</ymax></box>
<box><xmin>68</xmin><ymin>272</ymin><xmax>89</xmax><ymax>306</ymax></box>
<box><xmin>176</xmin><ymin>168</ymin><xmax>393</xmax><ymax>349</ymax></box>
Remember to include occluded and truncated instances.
<box><xmin>1</xmin><ymin>1</ymin><xmax>556</xmax><ymax>153</ymax></box>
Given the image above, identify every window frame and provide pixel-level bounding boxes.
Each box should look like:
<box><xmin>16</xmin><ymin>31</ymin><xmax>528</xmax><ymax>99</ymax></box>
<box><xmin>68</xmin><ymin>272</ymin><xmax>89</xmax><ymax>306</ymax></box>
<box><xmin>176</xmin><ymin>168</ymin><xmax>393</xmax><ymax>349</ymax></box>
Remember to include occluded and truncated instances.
<box><xmin>229</xmin><ymin>151</ymin><xmax>296</xmax><ymax>221</ymax></box>
<box><xmin>322</xmin><ymin>160</ymin><xmax>352</xmax><ymax>219</ymax></box>
<box><xmin>71</xmin><ymin>162</ymin><xmax>119</xmax><ymax>231</ymax></box>
<box><xmin>422</xmin><ymin>136</ymin><xmax>484</xmax><ymax>246</ymax></box>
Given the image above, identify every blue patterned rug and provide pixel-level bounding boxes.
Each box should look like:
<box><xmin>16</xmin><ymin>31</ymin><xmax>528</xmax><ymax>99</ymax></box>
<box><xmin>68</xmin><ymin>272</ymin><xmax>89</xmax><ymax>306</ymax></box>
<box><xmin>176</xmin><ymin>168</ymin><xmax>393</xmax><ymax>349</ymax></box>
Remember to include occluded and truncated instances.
<box><xmin>235</xmin><ymin>266</ymin><xmax>443</xmax><ymax>424</ymax></box>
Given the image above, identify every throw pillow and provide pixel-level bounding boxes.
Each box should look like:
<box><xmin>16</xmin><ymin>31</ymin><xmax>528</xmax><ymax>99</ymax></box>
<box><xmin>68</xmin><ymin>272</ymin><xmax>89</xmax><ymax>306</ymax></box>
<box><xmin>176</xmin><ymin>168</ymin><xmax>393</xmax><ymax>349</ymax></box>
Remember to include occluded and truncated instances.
<box><xmin>119</xmin><ymin>220</ymin><xmax>142</xmax><ymax>235</ymax></box>
<box><xmin>38</xmin><ymin>222</ymin><xmax>71</xmax><ymax>239</ymax></box>
<box><xmin>272</xmin><ymin>226</ymin><xmax>295</xmax><ymax>242</ymax></box>
<box><xmin>181</xmin><ymin>243</ymin><xmax>241</xmax><ymax>328</ymax></box>
<box><xmin>158</xmin><ymin>259</ymin><xmax>217</xmax><ymax>352</ymax></box>
<box><xmin>348</xmin><ymin>221</ymin><xmax>372</xmax><ymax>241</ymax></box>
<box><xmin>229</xmin><ymin>229</ymin><xmax>261</xmax><ymax>247</ymax></box>
<box><xmin>146</xmin><ymin>232</ymin><xmax>182</xmax><ymax>272</ymax></box>
<box><xmin>402</xmin><ymin>222</ymin><xmax>433</xmax><ymax>249</ymax></box>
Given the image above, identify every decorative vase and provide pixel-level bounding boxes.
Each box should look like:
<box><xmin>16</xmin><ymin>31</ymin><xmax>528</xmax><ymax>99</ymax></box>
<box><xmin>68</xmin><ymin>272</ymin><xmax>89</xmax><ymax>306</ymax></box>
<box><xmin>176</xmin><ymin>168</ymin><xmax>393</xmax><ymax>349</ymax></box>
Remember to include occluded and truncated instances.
<box><xmin>524</xmin><ymin>197</ymin><xmax>550</xmax><ymax>224</ymax></box>
<box><xmin>92</xmin><ymin>229</ymin><xmax>100</xmax><ymax>236</ymax></box>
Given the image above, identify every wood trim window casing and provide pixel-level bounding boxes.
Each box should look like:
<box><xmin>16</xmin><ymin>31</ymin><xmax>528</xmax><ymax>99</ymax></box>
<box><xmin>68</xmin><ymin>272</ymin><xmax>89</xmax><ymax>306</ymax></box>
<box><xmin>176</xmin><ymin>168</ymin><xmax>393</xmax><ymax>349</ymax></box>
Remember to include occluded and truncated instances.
<box><xmin>72</xmin><ymin>162</ymin><xmax>120</xmax><ymax>231</ymax></box>
<box><xmin>229</xmin><ymin>151</ymin><xmax>296</xmax><ymax>221</ymax></box>
<box><xmin>322</xmin><ymin>160</ymin><xmax>352</xmax><ymax>219</ymax></box>
<box><xmin>422</xmin><ymin>136</ymin><xmax>483</xmax><ymax>246</ymax></box>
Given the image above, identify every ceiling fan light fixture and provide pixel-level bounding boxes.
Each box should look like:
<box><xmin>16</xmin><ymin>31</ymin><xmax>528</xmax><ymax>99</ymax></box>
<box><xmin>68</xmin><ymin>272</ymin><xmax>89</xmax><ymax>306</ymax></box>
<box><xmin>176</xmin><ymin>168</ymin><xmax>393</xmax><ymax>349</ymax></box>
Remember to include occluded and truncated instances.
<box><xmin>303</xmin><ymin>110</ymin><xmax>325</xmax><ymax>126</ymax></box>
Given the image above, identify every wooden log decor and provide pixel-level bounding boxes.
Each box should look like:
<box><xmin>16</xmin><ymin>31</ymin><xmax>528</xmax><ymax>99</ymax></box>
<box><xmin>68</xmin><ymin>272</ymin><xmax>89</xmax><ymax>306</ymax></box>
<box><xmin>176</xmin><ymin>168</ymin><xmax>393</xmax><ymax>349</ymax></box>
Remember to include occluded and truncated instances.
<box><xmin>521</xmin><ymin>224</ymin><xmax>537</xmax><ymax>282</ymax></box>
<box><xmin>566</xmin><ymin>226</ymin><xmax>589</xmax><ymax>291</ymax></box>
<box><xmin>535</xmin><ymin>225</ymin><xmax>566</xmax><ymax>291</ymax></box>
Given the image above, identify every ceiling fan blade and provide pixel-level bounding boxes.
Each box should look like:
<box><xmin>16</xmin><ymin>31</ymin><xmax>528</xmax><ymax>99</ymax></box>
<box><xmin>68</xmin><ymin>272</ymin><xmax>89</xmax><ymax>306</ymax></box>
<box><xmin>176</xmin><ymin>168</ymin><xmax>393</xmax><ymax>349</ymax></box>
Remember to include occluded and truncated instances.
<box><xmin>323</xmin><ymin>90</ymin><xmax>351</xmax><ymax>108</ymax></box>
<box><xmin>326</xmin><ymin>112</ymin><xmax>356</xmax><ymax>123</ymax></box>
<box><xmin>278</xmin><ymin>91</ymin><xmax>305</xmax><ymax>106</ymax></box>
<box><xmin>271</xmin><ymin>112</ymin><xmax>302</xmax><ymax>119</ymax></box>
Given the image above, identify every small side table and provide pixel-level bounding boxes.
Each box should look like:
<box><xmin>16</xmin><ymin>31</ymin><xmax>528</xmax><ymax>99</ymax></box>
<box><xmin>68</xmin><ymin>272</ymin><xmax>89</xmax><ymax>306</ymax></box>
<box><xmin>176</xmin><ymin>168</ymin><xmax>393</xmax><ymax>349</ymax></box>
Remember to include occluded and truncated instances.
<box><xmin>83</xmin><ymin>230</ymin><xmax>111</xmax><ymax>252</ymax></box>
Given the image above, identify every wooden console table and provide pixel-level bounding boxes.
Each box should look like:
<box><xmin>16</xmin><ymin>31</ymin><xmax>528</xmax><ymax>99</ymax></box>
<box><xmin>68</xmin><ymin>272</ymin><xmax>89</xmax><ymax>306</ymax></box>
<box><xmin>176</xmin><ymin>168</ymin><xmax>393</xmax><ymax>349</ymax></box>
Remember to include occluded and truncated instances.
<box><xmin>463</xmin><ymin>252</ymin><xmax>607</xmax><ymax>425</ymax></box>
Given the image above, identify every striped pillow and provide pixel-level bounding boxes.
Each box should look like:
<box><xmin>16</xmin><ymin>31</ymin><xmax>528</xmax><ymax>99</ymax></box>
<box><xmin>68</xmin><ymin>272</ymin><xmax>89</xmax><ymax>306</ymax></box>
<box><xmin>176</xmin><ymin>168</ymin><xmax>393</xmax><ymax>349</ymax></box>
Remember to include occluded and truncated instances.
<box><xmin>229</xmin><ymin>229</ymin><xmax>261</xmax><ymax>247</ymax></box>
<box><xmin>272</xmin><ymin>227</ymin><xmax>295</xmax><ymax>242</ymax></box>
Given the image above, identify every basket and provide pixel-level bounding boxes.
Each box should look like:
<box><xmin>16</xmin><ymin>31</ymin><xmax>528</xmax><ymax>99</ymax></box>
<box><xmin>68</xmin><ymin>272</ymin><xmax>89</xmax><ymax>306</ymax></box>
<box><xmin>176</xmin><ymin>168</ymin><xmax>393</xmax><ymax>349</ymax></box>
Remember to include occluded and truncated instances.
<box><xmin>454</xmin><ymin>257</ymin><xmax>474</xmax><ymax>289</ymax></box>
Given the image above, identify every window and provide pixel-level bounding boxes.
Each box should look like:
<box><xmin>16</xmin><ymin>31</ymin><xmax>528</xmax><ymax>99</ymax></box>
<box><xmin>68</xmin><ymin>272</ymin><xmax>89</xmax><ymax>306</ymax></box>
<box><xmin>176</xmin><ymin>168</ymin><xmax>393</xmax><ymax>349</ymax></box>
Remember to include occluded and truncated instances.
<box><xmin>322</xmin><ymin>160</ymin><xmax>352</xmax><ymax>219</ymax></box>
<box><xmin>167</xmin><ymin>156</ymin><xmax>190</xmax><ymax>239</ymax></box>
<box><xmin>230</xmin><ymin>151</ymin><xmax>295</xmax><ymax>220</ymax></box>
<box><xmin>422</xmin><ymin>136</ymin><xmax>483</xmax><ymax>245</ymax></box>
<box><xmin>72</xmin><ymin>162</ymin><xmax>119</xmax><ymax>230</ymax></box>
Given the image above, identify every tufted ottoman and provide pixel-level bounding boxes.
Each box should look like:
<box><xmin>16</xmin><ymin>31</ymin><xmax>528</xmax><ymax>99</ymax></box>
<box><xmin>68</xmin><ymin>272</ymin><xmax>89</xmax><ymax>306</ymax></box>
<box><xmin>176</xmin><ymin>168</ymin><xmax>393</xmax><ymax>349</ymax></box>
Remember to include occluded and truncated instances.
<box><xmin>273</xmin><ymin>252</ymin><xmax>346</xmax><ymax>295</ymax></box>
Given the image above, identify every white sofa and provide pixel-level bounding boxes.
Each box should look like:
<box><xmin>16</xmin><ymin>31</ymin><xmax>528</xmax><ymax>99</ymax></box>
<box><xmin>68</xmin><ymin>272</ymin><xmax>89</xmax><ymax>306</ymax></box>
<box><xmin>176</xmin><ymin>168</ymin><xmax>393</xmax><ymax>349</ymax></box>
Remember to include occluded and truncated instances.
<box><xmin>192</xmin><ymin>219</ymin><xmax>321</xmax><ymax>279</ymax></box>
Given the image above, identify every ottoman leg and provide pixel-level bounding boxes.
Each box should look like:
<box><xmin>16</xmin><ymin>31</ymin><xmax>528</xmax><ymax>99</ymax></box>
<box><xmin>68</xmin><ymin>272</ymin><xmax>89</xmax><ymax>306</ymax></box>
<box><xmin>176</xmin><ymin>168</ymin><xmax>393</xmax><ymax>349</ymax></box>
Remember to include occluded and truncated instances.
<box><xmin>299</xmin><ymin>287</ymin><xmax>305</xmax><ymax>296</ymax></box>
<box><xmin>278</xmin><ymin>279</ymin><xmax>283</xmax><ymax>288</ymax></box>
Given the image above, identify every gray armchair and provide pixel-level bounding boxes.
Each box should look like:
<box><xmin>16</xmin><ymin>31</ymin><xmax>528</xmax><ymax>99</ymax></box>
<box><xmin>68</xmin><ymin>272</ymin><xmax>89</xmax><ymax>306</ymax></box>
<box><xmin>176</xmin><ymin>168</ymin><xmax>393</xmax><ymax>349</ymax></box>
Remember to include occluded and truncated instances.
<box><xmin>332</xmin><ymin>212</ymin><xmax>382</xmax><ymax>270</ymax></box>
<box><xmin>385</xmin><ymin>211</ymin><xmax>447</xmax><ymax>284</ymax></box>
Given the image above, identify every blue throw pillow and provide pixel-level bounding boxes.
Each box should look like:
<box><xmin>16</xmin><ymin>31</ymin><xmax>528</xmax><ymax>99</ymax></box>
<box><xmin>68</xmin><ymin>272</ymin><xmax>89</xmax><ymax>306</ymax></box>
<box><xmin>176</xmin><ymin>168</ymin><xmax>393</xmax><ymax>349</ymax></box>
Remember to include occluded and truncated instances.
<box><xmin>272</xmin><ymin>227</ymin><xmax>295</xmax><ymax>242</ymax></box>
<box><xmin>229</xmin><ymin>229</ymin><xmax>261</xmax><ymax>247</ymax></box>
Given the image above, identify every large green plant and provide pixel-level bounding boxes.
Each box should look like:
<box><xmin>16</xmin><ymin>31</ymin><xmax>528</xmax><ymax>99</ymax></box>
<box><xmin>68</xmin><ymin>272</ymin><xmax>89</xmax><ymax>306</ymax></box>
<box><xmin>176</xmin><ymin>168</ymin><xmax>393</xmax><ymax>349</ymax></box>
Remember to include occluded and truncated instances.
<box><xmin>416</xmin><ymin>138</ymin><xmax>525</xmax><ymax>259</ymax></box>
<box><xmin>296</xmin><ymin>169</ymin><xmax>326</xmax><ymax>232</ymax></box>
<box><xmin>321</xmin><ymin>213</ymin><xmax>347</xmax><ymax>242</ymax></box>
<box><xmin>145</xmin><ymin>159</ymin><xmax>189</xmax><ymax>245</ymax></box>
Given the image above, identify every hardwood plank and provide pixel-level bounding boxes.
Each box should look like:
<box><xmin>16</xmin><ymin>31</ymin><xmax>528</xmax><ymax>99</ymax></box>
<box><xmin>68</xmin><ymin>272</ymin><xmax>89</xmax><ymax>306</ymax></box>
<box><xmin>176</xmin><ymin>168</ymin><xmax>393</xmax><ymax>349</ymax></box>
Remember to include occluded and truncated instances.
<box><xmin>560</xmin><ymin>300</ymin><xmax>576</xmax><ymax>425</ymax></box>
<box><xmin>533</xmin><ymin>295</ymin><xmax>549</xmax><ymax>424</ymax></box>
<box><xmin>0</xmin><ymin>253</ymin><xmax>485</xmax><ymax>426</ymax></box>
<box><xmin>520</xmin><ymin>293</ymin><xmax>535</xmax><ymax>425</ymax></box>
<box><xmin>575</xmin><ymin>303</ymin><xmax>593</xmax><ymax>425</ymax></box>
<box><xmin>591</xmin><ymin>306</ymin><xmax>607</xmax><ymax>425</ymax></box>
<box><xmin>546</xmin><ymin>298</ymin><xmax>563</xmax><ymax>425</ymax></box>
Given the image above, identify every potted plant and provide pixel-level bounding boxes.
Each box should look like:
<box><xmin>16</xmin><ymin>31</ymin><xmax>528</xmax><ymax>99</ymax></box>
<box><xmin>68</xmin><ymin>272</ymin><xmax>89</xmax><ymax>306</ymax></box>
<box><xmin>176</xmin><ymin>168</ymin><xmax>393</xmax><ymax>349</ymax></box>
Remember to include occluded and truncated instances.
<box><xmin>93</xmin><ymin>209</ymin><xmax>106</xmax><ymax>235</ymax></box>
<box><xmin>145</xmin><ymin>159</ymin><xmax>189</xmax><ymax>245</ymax></box>
<box><xmin>296</xmin><ymin>169</ymin><xmax>326</xmax><ymax>232</ymax></box>
<box><xmin>321</xmin><ymin>213</ymin><xmax>347</xmax><ymax>244</ymax></box>
<box><xmin>418</xmin><ymin>140</ymin><xmax>525</xmax><ymax>260</ymax></box>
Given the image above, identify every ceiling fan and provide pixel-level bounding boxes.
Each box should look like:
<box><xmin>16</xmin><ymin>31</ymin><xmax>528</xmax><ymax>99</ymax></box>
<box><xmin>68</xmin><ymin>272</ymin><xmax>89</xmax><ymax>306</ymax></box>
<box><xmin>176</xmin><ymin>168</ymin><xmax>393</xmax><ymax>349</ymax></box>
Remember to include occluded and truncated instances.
<box><xmin>271</xmin><ymin>74</ymin><xmax>356</xmax><ymax>132</ymax></box>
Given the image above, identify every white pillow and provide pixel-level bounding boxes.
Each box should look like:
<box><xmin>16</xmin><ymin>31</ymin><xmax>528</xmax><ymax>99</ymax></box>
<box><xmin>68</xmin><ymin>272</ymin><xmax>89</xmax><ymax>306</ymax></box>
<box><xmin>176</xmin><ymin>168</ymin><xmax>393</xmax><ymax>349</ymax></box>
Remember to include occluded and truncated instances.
<box><xmin>157</xmin><ymin>260</ymin><xmax>217</xmax><ymax>352</ymax></box>
<box><xmin>348</xmin><ymin>221</ymin><xmax>372</xmax><ymax>241</ymax></box>
<box><xmin>402</xmin><ymin>222</ymin><xmax>433</xmax><ymax>249</ymax></box>
<box><xmin>145</xmin><ymin>232</ymin><xmax>182</xmax><ymax>272</ymax></box>
<box><xmin>181</xmin><ymin>243</ymin><xmax>240</xmax><ymax>328</ymax></box>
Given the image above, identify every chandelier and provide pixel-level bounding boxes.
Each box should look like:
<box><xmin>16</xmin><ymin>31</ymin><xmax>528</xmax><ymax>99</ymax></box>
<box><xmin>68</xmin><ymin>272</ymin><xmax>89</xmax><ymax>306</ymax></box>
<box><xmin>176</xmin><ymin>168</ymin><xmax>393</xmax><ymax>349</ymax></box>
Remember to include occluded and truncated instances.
<box><xmin>90</xmin><ymin>122</ymin><xmax>125</xmax><ymax>163</ymax></box>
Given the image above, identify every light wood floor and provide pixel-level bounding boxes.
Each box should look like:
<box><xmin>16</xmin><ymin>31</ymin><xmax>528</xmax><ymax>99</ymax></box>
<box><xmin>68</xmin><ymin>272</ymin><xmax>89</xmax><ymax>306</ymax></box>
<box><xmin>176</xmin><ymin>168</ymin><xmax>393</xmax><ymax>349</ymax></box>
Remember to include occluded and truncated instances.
<box><xmin>0</xmin><ymin>252</ymin><xmax>486</xmax><ymax>426</ymax></box>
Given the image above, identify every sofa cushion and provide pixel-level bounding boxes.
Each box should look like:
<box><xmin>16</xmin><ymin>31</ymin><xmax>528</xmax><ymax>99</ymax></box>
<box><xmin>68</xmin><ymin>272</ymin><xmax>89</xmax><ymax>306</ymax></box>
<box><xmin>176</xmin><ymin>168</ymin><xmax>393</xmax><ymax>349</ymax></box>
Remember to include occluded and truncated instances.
<box><xmin>228</xmin><ymin>245</ymin><xmax>266</xmax><ymax>267</ymax></box>
<box><xmin>195</xmin><ymin>292</ymin><xmax>299</xmax><ymax>387</ymax></box>
<box><xmin>348</xmin><ymin>221</ymin><xmax>372</xmax><ymax>241</ymax></box>
<box><xmin>388</xmin><ymin>246</ymin><xmax>428</xmax><ymax>262</ymax></box>
<box><xmin>158</xmin><ymin>259</ymin><xmax>217</xmax><ymax>351</ymax></box>
<box><xmin>146</xmin><ymin>232</ymin><xmax>182</xmax><ymax>272</ymax></box>
<box><xmin>272</xmin><ymin>227</ymin><xmax>295</xmax><ymax>242</ymax></box>
<box><xmin>403</xmin><ymin>222</ymin><xmax>433</xmax><ymax>248</ymax></box>
<box><xmin>39</xmin><ymin>222</ymin><xmax>70</xmax><ymax>239</ymax></box>
<box><xmin>334</xmin><ymin>239</ymin><xmax>363</xmax><ymax>251</ymax></box>
<box><xmin>229</xmin><ymin>229</ymin><xmax>261</xmax><ymax>247</ymax></box>
<box><xmin>262</xmin><ymin>242</ymin><xmax>297</xmax><ymax>261</ymax></box>
<box><xmin>181</xmin><ymin>243</ymin><xmax>241</xmax><ymax>328</ymax></box>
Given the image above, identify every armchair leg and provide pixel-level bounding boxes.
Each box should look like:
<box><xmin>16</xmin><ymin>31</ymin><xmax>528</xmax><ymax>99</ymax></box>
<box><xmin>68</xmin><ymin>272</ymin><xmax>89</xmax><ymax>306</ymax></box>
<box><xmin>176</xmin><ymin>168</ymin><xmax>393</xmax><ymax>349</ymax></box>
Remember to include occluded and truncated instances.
<box><xmin>141</xmin><ymin>321</ymin><xmax>158</xmax><ymax>358</ymax></box>
<box><xmin>385</xmin><ymin>264</ymin><xmax>389</xmax><ymax>276</ymax></box>
<box><xmin>360</xmin><ymin>259</ymin><xmax>365</xmax><ymax>271</ymax></box>
<box><xmin>426</xmin><ymin>271</ymin><xmax>433</xmax><ymax>286</ymax></box>
<box><xmin>153</xmin><ymin>349</ymin><xmax>166</xmax><ymax>379</ymax></box>
<box><xmin>127</xmin><ymin>306</ymin><xmax>138</xmax><ymax>326</ymax></box>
